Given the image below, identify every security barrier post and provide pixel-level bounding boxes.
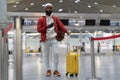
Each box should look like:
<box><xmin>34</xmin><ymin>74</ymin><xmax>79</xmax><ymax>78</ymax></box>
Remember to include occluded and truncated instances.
<box><xmin>91</xmin><ymin>38</ymin><xmax>96</xmax><ymax>79</ymax></box>
<box><xmin>0</xmin><ymin>0</ymin><xmax>8</xmax><ymax>79</ymax></box>
<box><xmin>88</xmin><ymin>37</ymin><xmax>101</xmax><ymax>80</ymax></box>
<box><xmin>0</xmin><ymin>29</ymin><xmax>3</xmax><ymax>80</ymax></box>
<box><xmin>2</xmin><ymin>35</ymin><xmax>9</xmax><ymax>80</ymax></box>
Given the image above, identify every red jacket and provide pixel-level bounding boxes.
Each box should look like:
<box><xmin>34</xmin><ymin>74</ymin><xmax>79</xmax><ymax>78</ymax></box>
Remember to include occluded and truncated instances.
<box><xmin>37</xmin><ymin>15</ymin><xmax>68</xmax><ymax>42</ymax></box>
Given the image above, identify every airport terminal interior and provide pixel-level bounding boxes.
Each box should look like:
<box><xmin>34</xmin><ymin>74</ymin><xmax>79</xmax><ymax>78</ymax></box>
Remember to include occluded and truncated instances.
<box><xmin>1</xmin><ymin>0</ymin><xmax>120</xmax><ymax>80</ymax></box>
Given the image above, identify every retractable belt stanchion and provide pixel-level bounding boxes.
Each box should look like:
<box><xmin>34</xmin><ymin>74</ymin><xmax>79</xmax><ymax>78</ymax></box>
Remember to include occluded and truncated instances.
<box><xmin>0</xmin><ymin>29</ymin><xmax>8</xmax><ymax>80</ymax></box>
<box><xmin>88</xmin><ymin>37</ymin><xmax>101</xmax><ymax>80</ymax></box>
<box><xmin>0</xmin><ymin>29</ymin><xmax>3</xmax><ymax>80</ymax></box>
<box><xmin>0</xmin><ymin>25</ymin><xmax>9</xmax><ymax>80</ymax></box>
<box><xmin>88</xmin><ymin>34</ymin><xmax>120</xmax><ymax>80</ymax></box>
<box><xmin>0</xmin><ymin>0</ymin><xmax>8</xmax><ymax>79</ymax></box>
<box><xmin>1</xmin><ymin>32</ymin><xmax>8</xmax><ymax>80</ymax></box>
<box><xmin>2</xmin><ymin>34</ymin><xmax>9</xmax><ymax>80</ymax></box>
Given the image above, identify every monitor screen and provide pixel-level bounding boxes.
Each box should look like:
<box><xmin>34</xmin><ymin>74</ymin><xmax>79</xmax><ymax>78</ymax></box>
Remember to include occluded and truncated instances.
<box><xmin>60</xmin><ymin>19</ymin><xmax>69</xmax><ymax>25</ymax></box>
<box><xmin>85</xmin><ymin>19</ymin><xmax>96</xmax><ymax>26</ymax></box>
<box><xmin>100</xmin><ymin>20</ymin><xmax>110</xmax><ymax>26</ymax></box>
<box><xmin>21</xmin><ymin>18</ymin><xmax>24</xmax><ymax>25</ymax></box>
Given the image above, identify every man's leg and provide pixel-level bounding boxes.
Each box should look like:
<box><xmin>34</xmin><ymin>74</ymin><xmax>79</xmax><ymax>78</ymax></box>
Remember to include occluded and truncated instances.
<box><xmin>51</xmin><ymin>39</ymin><xmax>60</xmax><ymax>76</ymax></box>
<box><xmin>43</xmin><ymin>41</ymin><xmax>51</xmax><ymax>76</ymax></box>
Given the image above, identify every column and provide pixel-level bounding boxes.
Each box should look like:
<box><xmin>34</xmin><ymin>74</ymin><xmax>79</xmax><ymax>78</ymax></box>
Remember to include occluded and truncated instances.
<box><xmin>15</xmin><ymin>17</ymin><xmax>23</xmax><ymax>80</ymax></box>
<box><xmin>0</xmin><ymin>30</ymin><xmax>3</xmax><ymax>80</ymax></box>
<box><xmin>0</xmin><ymin>0</ymin><xmax>8</xmax><ymax>80</ymax></box>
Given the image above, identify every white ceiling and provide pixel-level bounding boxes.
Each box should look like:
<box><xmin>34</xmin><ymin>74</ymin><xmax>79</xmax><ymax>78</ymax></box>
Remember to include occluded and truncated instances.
<box><xmin>7</xmin><ymin>0</ymin><xmax>120</xmax><ymax>14</ymax></box>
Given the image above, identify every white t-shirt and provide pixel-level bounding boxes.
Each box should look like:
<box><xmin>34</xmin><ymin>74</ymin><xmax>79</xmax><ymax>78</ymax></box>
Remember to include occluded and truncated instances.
<box><xmin>46</xmin><ymin>15</ymin><xmax>57</xmax><ymax>39</ymax></box>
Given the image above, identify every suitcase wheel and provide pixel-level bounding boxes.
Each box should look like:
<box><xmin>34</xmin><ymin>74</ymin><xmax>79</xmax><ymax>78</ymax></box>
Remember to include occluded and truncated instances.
<box><xmin>66</xmin><ymin>73</ymin><xmax>78</xmax><ymax>77</ymax></box>
<box><xmin>66</xmin><ymin>72</ymin><xmax>68</xmax><ymax>76</ymax></box>
<box><xmin>75</xmin><ymin>74</ymin><xmax>78</xmax><ymax>77</ymax></box>
<box><xmin>66</xmin><ymin>73</ymin><xmax>73</xmax><ymax>77</ymax></box>
<box><xmin>70</xmin><ymin>74</ymin><xmax>74</xmax><ymax>77</ymax></box>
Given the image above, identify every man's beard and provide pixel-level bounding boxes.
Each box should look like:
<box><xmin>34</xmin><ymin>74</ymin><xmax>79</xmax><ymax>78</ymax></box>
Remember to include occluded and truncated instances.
<box><xmin>46</xmin><ymin>11</ymin><xmax>52</xmax><ymax>16</ymax></box>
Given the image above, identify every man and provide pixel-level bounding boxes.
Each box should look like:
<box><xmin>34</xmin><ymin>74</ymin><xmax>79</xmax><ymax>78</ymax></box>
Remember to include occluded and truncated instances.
<box><xmin>97</xmin><ymin>42</ymin><xmax>100</xmax><ymax>53</ymax></box>
<box><xmin>37</xmin><ymin>3</ymin><xmax>69</xmax><ymax>77</ymax></box>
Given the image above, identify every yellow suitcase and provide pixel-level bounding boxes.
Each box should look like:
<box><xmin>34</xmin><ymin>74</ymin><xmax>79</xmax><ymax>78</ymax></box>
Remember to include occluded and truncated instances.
<box><xmin>66</xmin><ymin>51</ymin><xmax>79</xmax><ymax>77</ymax></box>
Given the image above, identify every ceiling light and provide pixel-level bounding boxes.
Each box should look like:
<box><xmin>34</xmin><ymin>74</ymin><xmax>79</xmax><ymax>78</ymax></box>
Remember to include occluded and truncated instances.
<box><xmin>112</xmin><ymin>5</ymin><xmax>116</xmax><ymax>7</ymax></box>
<box><xmin>13</xmin><ymin>5</ymin><xmax>17</xmax><ymax>8</ymax></box>
<box><xmin>16</xmin><ymin>1</ymin><xmax>19</xmax><ymax>4</ymax></box>
<box><xmin>74</xmin><ymin>11</ymin><xmax>78</xmax><ymax>13</ymax></box>
<box><xmin>75</xmin><ymin>0</ymin><xmax>80</xmax><ymax>3</ymax></box>
<box><xmin>100</xmin><ymin>10</ymin><xmax>103</xmax><ymax>12</ymax></box>
<box><xmin>88</xmin><ymin>5</ymin><xmax>91</xmax><ymax>8</ymax></box>
<box><xmin>75</xmin><ymin>1</ymin><xmax>78</xmax><ymax>3</ymax></box>
<box><xmin>58</xmin><ymin>9</ymin><xmax>63</xmax><ymax>12</ymax></box>
<box><xmin>25</xmin><ymin>8</ymin><xmax>29</xmax><ymax>11</ymax></box>
<box><xmin>94</xmin><ymin>2</ymin><xmax>98</xmax><ymax>5</ymax></box>
<box><xmin>42</xmin><ymin>4</ymin><xmax>45</xmax><ymax>7</ymax></box>
<box><xmin>59</xmin><ymin>0</ymin><xmax>63</xmax><ymax>3</ymax></box>
<box><xmin>30</xmin><ymin>3</ymin><xmax>34</xmax><ymax>6</ymax></box>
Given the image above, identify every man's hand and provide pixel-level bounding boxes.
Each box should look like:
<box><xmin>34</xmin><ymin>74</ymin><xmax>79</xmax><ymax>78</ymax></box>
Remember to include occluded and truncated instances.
<box><xmin>67</xmin><ymin>31</ymin><xmax>71</xmax><ymax>35</ymax></box>
<box><xmin>47</xmin><ymin>23</ymin><xmax>54</xmax><ymax>28</ymax></box>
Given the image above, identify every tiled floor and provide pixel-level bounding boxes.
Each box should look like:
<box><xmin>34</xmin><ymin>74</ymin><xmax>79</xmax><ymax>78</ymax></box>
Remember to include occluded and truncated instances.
<box><xmin>8</xmin><ymin>48</ymin><xmax>120</xmax><ymax>80</ymax></box>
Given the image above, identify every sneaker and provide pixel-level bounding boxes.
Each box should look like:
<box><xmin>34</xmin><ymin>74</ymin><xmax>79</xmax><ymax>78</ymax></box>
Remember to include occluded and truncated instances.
<box><xmin>53</xmin><ymin>70</ymin><xmax>61</xmax><ymax>77</ymax></box>
<box><xmin>46</xmin><ymin>70</ymin><xmax>51</xmax><ymax>77</ymax></box>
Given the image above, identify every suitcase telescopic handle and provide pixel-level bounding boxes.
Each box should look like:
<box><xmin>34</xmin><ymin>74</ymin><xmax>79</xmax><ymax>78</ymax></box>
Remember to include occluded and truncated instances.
<box><xmin>67</xmin><ymin>34</ymin><xmax>70</xmax><ymax>54</ymax></box>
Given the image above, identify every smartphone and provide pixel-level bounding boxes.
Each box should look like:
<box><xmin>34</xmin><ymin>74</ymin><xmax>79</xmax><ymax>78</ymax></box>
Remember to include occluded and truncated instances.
<box><xmin>48</xmin><ymin>23</ymin><xmax>54</xmax><ymax>28</ymax></box>
<box><xmin>50</xmin><ymin>23</ymin><xmax>54</xmax><ymax>27</ymax></box>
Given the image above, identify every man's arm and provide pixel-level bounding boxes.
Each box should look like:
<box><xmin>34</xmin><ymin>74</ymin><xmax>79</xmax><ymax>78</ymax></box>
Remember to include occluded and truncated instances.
<box><xmin>56</xmin><ymin>17</ymin><xmax>70</xmax><ymax>35</ymax></box>
<box><xmin>37</xmin><ymin>18</ymin><xmax>46</xmax><ymax>33</ymax></box>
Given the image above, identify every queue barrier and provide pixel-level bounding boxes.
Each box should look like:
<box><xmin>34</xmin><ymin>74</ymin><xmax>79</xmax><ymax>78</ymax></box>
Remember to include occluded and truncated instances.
<box><xmin>89</xmin><ymin>34</ymin><xmax>120</xmax><ymax>80</ymax></box>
